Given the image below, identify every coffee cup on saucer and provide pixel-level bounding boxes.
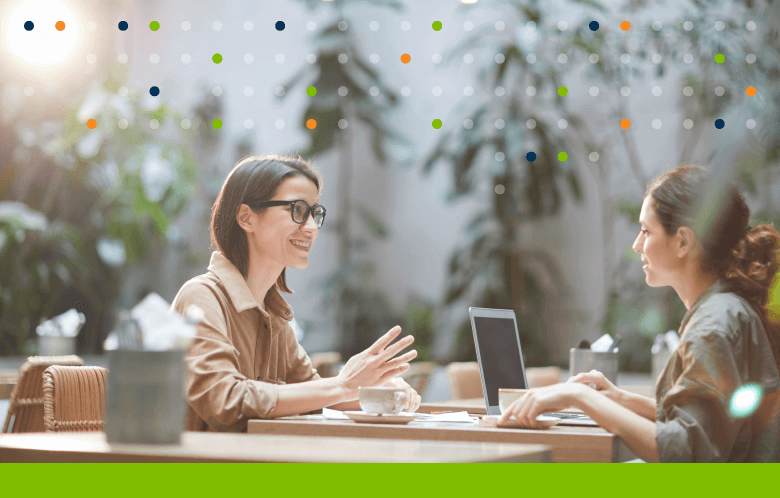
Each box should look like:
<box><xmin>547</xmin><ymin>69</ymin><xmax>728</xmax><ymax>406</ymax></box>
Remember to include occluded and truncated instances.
<box><xmin>358</xmin><ymin>386</ymin><xmax>407</xmax><ymax>415</ymax></box>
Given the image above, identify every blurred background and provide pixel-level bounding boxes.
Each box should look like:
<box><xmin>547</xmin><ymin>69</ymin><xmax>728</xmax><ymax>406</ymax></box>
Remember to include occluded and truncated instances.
<box><xmin>2</xmin><ymin>0</ymin><xmax>780</xmax><ymax>381</ymax></box>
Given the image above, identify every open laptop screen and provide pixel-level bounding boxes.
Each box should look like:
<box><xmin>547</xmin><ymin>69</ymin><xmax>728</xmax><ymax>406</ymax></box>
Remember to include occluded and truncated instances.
<box><xmin>473</xmin><ymin>316</ymin><xmax>527</xmax><ymax>407</ymax></box>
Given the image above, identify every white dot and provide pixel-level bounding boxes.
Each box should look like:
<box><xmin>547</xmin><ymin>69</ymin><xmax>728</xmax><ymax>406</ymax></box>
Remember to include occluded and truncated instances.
<box><xmin>401</xmin><ymin>86</ymin><xmax>411</xmax><ymax>97</ymax></box>
<box><xmin>118</xmin><ymin>86</ymin><xmax>128</xmax><ymax>97</ymax></box>
<box><xmin>621</xmin><ymin>54</ymin><xmax>630</xmax><ymax>64</ymax></box>
<box><xmin>683</xmin><ymin>21</ymin><xmax>693</xmax><ymax>31</ymax></box>
<box><xmin>464</xmin><ymin>86</ymin><xmax>474</xmax><ymax>96</ymax></box>
<box><xmin>495</xmin><ymin>119</ymin><xmax>505</xmax><ymax>129</ymax></box>
<box><xmin>432</xmin><ymin>53</ymin><xmax>442</xmax><ymax>64</ymax></box>
<box><xmin>621</xmin><ymin>86</ymin><xmax>631</xmax><ymax>96</ymax></box>
<box><xmin>307</xmin><ymin>21</ymin><xmax>316</xmax><ymax>31</ymax></box>
<box><xmin>526</xmin><ymin>54</ymin><xmax>537</xmax><ymax>64</ymax></box>
<box><xmin>244</xmin><ymin>54</ymin><xmax>254</xmax><ymax>64</ymax></box>
<box><xmin>275</xmin><ymin>119</ymin><xmax>285</xmax><ymax>129</ymax></box>
<box><xmin>652</xmin><ymin>86</ymin><xmax>662</xmax><ymax>96</ymax></box>
<box><xmin>432</xmin><ymin>86</ymin><xmax>442</xmax><ymax>96</ymax></box>
<box><xmin>338</xmin><ymin>21</ymin><xmax>348</xmax><ymax>31</ymax></box>
<box><xmin>558</xmin><ymin>54</ymin><xmax>568</xmax><ymax>64</ymax></box>
<box><xmin>401</xmin><ymin>21</ymin><xmax>411</xmax><ymax>31</ymax></box>
<box><xmin>181</xmin><ymin>53</ymin><xmax>191</xmax><ymax>64</ymax></box>
<box><xmin>369</xmin><ymin>86</ymin><xmax>380</xmax><ymax>97</ymax></box>
<box><xmin>212</xmin><ymin>86</ymin><xmax>222</xmax><ymax>97</ymax></box>
<box><xmin>338</xmin><ymin>119</ymin><xmax>348</xmax><ymax>130</ymax></box>
<box><xmin>652</xmin><ymin>119</ymin><xmax>662</xmax><ymax>129</ymax></box>
<box><xmin>683</xmin><ymin>53</ymin><xmax>693</xmax><ymax>64</ymax></box>
<box><xmin>118</xmin><ymin>53</ymin><xmax>128</xmax><ymax>64</ymax></box>
<box><xmin>558</xmin><ymin>119</ymin><xmax>568</xmax><ymax>129</ymax></box>
<box><xmin>683</xmin><ymin>119</ymin><xmax>693</xmax><ymax>129</ymax></box>
<box><xmin>244</xmin><ymin>21</ymin><xmax>254</xmax><ymax>31</ymax></box>
<box><xmin>526</xmin><ymin>119</ymin><xmax>536</xmax><ymax>129</ymax></box>
<box><xmin>87</xmin><ymin>21</ymin><xmax>96</xmax><ymax>32</ymax></box>
<box><xmin>683</xmin><ymin>86</ymin><xmax>693</xmax><ymax>96</ymax></box>
<box><xmin>714</xmin><ymin>86</ymin><xmax>725</xmax><ymax>96</ymax></box>
<box><xmin>464</xmin><ymin>21</ymin><xmax>474</xmax><ymax>31</ymax></box>
<box><xmin>715</xmin><ymin>21</ymin><xmax>725</xmax><ymax>31</ymax></box>
<box><xmin>495</xmin><ymin>152</ymin><xmax>505</xmax><ymax>161</ymax></box>
<box><xmin>526</xmin><ymin>86</ymin><xmax>536</xmax><ymax>96</ymax></box>
<box><xmin>150</xmin><ymin>54</ymin><xmax>160</xmax><ymax>64</ymax></box>
<box><xmin>495</xmin><ymin>86</ymin><xmax>505</xmax><ymax>97</ymax></box>
<box><xmin>746</xmin><ymin>119</ymin><xmax>756</xmax><ymax>129</ymax></box>
<box><xmin>369</xmin><ymin>21</ymin><xmax>379</xmax><ymax>31</ymax></box>
<box><xmin>652</xmin><ymin>53</ymin><xmax>662</xmax><ymax>64</ymax></box>
<box><xmin>589</xmin><ymin>86</ymin><xmax>599</xmax><ymax>96</ymax></box>
<box><xmin>23</xmin><ymin>86</ymin><xmax>34</xmax><ymax>97</ymax></box>
<box><xmin>495</xmin><ymin>185</ymin><xmax>505</xmax><ymax>195</ymax></box>
<box><xmin>213</xmin><ymin>21</ymin><xmax>222</xmax><ymax>31</ymax></box>
<box><xmin>181</xmin><ymin>21</ymin><xmax>191</xmax><ymax>31</ymax></box>
<box><xmin>746</xmin><ymin>21</ymin><xmax>756</xmax><ymax>31</ymax></box>
<box><xmin>305</xmin><ymin>54</ymin><xmax>317</xmax><ymax>64</ymax></box>
<box><xmin>275</xmin><ymin>54</ymin><xmax>285</xmax><ymax>64</ymax></box>
<box><xmin>746</xmin><ymin>53</ymin><xmax>756</xmax><ymax>64</ymax></box>
<box><xmin>338</xmin><ymin>53</ymin><xmax>348</xmax><ymax>64</ymax></box>
<box><xmin>244</xmin><ymin>119</ymin><xmax>254</xmax><ymax>129</ymax></box>
<box><xmin>463</xmin><ymin>53</ymin><xmax>474</xmax><ymax>64</ymax></box>
<box><xmin>589</xmin><ymin>54</ymin><xmax>599</xmax><ymax>64</ymax></box>
<box><xmin>558</xmin><ymin>21</ymin><xmax>568</xmax><ymax>31</ymax></box>
<box><xmin>338</xmin><ymin>86</ymin><xmax>348</xmax><ymax>97</ymax></box>
<box><xmin>149</xmin><ymin>119</ymin><xmax>160</xmax><ymax>130</ymax></box>
<box><xmin>463</xmin><ymin>119</ymin><xmax>474</xmax><ymax>129</ymax></box>
<box><xmin>118</xmin><ymin>119</ymin><xmax>129</xmax><ymax>129</ymax></box>
<box><xmin>244</xmin><ymin>86</ymin><xmax>254</xmax><ymax>97</ymax></box>
<box><xmin>369</xmin><ymin>54</ymin><xmax>379</xmax><ymax>64</ymax></box>
<box><xmin>652</xmin><ymin>21</ymin><xmax>662</xmax><ymax>31</ymax></box>
<box><xmin>87</xmin><ymin>53</ymin><xmax>97</xmax><ymax>64</ymax></box>
<box><xmin>495</xmin><ymin>54</ymin><xmax>505</xmax><ymax>64</ymax></box>
<box><xmin>589</xmin><ymin>152</ymin><xmax>599</xmax><ymax>162</ymax></box>
<box><xmin>527</xmin><ymin>21</ymin><xmax>537</xmax><ymax>31</ymax></box>
<box><xmin>275</xmin><ymin>86</ymin><xmax>286</xmax><ymax>97</ymax></box>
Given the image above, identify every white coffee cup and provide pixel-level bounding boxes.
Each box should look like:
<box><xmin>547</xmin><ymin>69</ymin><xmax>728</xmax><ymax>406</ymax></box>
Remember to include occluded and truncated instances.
<box><xmin>358</xmin><ymin>386</ymin><xmax>407</xmax><ymax>415</ymax></box>
<box><xmin>498</xmin><ymin>388</ymin><xmax>528</xmax><ymax>414</ymax></box>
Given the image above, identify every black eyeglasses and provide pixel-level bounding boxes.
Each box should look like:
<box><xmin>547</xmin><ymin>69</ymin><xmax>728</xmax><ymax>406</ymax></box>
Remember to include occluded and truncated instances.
<box><xmin>249</xmin><ymin>199</ymin><xmax>326</xmax><ymax>228</ymax></box>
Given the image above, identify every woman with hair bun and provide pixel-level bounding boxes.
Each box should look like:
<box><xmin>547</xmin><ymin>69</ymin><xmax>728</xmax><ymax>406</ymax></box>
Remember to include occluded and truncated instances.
<box><xmin>500</xmin><ymin>164</ymin><xmax>780</xmax><ymax>462</ymax></box>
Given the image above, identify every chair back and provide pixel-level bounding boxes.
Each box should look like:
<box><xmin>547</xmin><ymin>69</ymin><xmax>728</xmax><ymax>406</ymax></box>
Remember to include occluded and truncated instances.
<box><xmin>42</xmin><ymin>365</ymin><xmax>108</xmax><ymax>433</ymax></box>
<box><xmin>401</xmin><ymin>362</ymin><xmax>438</xmax><ymax>395</ymax></box>
<box><xmin>445</xmin><ymin>362</ymin><xmax>484</xmax><ymax>400</ymax></box>
<box><xmin>2</xmin><ymin>355</ymin><xmax>83</xmax><ymax>433</ymax></box>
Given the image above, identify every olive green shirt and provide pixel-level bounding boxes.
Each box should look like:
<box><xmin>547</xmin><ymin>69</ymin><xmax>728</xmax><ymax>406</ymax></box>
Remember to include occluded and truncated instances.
<box><xmin>171</xmin><ymin>251</ymin><xmax>320</xmax><ymax>432</ymax></box>
<box><xmin>655</xmin><ymin>279</ymin><xmax>780</xmax><ymax>462</ymax></box>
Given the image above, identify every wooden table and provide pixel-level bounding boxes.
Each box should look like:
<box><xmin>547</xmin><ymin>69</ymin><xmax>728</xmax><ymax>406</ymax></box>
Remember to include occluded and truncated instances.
<box><xmin>0</xmin><ymin>431</ymin><xmax>551</xmax><ymax>463</ymax></box>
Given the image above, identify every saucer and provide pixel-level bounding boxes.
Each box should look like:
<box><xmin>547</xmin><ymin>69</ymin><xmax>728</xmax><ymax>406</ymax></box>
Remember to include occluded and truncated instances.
<box><xmin>344</xmin><ymin>411</ymin><xmax>422</xmax><ymax>425</ymax></box>
<box><xmin>481</xmin><ymin>415</ymin><xmax>561</xmax><ymax>430</ymax></box>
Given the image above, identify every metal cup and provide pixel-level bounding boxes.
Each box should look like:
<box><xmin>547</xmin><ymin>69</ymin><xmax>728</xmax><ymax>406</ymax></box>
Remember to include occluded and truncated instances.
<box><xmin>569</xmin><ymin>348</ymin><xmax>619</xmax><ymax>385</ymax></box>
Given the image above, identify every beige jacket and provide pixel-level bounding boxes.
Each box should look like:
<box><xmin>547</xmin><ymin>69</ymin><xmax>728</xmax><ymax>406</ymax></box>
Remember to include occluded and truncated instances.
<box><xmin>171</xmin><ymin>251</ymin><xmax>319</xmax><ymax>432</ymax></box>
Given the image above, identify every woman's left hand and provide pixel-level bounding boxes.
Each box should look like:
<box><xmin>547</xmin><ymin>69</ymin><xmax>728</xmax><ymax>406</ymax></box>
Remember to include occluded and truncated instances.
<box><xmin>383</xmin><ymin>377</ymin><xmax>422</xmax><ymax>413</ymax></box>
<box><xmin>497</xmin><ymin>383</ymin><xmax>587</xmax><ymax>428</ymax></box>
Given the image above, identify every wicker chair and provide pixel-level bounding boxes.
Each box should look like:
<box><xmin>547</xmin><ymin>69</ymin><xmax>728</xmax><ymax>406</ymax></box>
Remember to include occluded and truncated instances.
<box><xmin>42</xmin><ymin>365</ymin><xmax>108</xmax><ymax>433</ymax></box>
<box><xmin>2</xmin><ymin>355</ymin><xmax>84</xmax><ymax>433</ymax></box>
<box><xmin>401</xmin><ymin>362</ymin><xmax>438</xmax><ymax>395</ymax></box>
<box><xmin>445</xmin><ymin>362</ymin><xmax>484</xmax><ymax>400</ymax></box>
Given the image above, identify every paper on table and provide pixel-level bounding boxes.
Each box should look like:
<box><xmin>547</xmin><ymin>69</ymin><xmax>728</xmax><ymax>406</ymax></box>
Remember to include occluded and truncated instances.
<box><xmin>322</xmin><ymin>408</ymin><xmax>351</xmax><ymax>420</ymax></box>
<box><xmin>415</xmin><ymin>411</ymin><xmax>479</xmax><ymax>423</ymax></box>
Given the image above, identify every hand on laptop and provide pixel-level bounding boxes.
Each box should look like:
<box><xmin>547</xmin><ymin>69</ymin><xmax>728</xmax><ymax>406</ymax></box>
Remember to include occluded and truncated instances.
<box><xmin>567</xmin><ymin>370</ymin><xmax>622</xmax><ymax>403</ymax></box>
<box><xmin>497</xmin><ymin>383</ymin><xmax>590</xmax><ymax>428</ymax></box>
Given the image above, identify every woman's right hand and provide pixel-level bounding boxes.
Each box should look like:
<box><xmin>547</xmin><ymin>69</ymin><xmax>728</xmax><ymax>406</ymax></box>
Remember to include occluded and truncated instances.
<box><xmin>336</xmin><ymin>325</ymin><xmax>417</xmax><ymax>398</ymax></box>
<box><xmin>567</xmin><ymin>370</ymin><xmax>624</xmax><ymax>403</ymax></box>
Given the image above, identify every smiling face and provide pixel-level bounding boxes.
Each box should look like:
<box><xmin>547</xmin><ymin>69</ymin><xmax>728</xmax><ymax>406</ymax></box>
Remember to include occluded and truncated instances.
<box><xmin>632</xmin><ymin>196</ymin><xmax>683</xmax><ymax>287</ymax></box>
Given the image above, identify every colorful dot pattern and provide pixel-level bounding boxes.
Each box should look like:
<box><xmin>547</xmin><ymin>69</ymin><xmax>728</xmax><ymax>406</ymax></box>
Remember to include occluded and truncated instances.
<box><xmin>212</xmin><ymin>53</ymin><xmax>222</xmax><ymax>64</ymax></box>
<box><xmin>276</xmin><ymin>21</ymin><xmax>285</xmax><ymax>31</ymax></box>
<box><xmin>432</xmin><ymin>21</ymin><xmax>442</xmax><ymax>31</ymax></box>
<box><xmin>526</xmin><ymin>152</ymin><xmax>537</xmax><ymax>162</ymax></box>
<box><xmin>119</xmin><ymin>21</ymin><xmax>128</xmax><ymax>31</ymax></box>
<box><xmin>24</xmin><ymin>21</ymin><xmax>34</xmax><ymax>31</ymax></box>
<box><xmin>150</xmin><ymin>86</ymin><xmax>160</xmax><ymax>96</ymax></box>
<box><xmin>55</xmin><ymin>21</ymin><xmax>65</xmax><ymax>31</ymax></box>
<box><xmin>87</xmin><ymin>119</ymin><xmax>97</xmax><ymax>129</ymax></box>
<box><xmin>401</xmin><ymin>54</ymin><xmax>411</xmax><ymax>64</ymax></box>
<box><xmin>432</xmin><ymin>119</ymin><xmax>442</xmax><ymax>129</ymax></box>
<box><xmin>150</xmin><ymin>21</ymin><xmax>160</xmax><ymax>31</ymax></box>
<box><xmin>306</xmin><ymin>86</ymin><xmax>317</xmax><ymax>97</ymax></box>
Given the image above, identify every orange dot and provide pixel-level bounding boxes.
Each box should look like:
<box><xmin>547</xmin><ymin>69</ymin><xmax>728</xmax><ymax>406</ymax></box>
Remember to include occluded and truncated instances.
<box><xmin>400</xmin><ymin>53</ymin><xmax>411</xmax><ymax>64</ymax></box>
<box><xmin>55</xmin><ymin>21</ymin><xmax>66</xmax><ymax>31</ymax></box>
<box><xmin>620</xmin><ymin>21</ymin><xmax>630</xmax><ymax>31</ymax></box>
<box><xmin>306</xmin><ymin>119</ymin><xmax>317</xmax><ymax>130</ymax></box>
<box><xmin>87</xmin><ymin>119</ymin><xmax>97</xmax><ymax>129</ymax></box>
<box><xmin>620</xmin><ymin>119</ymin><xmax>631</xmax><ymax>129</ymax></box>
<box><xmin>746</xmin><ymin>86</ymin><xmax>756</xmax><ymax>96</ymax></box>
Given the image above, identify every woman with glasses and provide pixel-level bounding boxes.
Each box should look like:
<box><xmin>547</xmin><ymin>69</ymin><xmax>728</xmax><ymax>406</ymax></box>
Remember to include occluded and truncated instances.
<box><xmin>499</xmin><ymin>165</ymin><xmax>780</xmax><ymax>462</ymax></box>
<box><xmin>171</xmin><ymin>155</ymin><xmax>420</xmax><ymax>432</ymax></box>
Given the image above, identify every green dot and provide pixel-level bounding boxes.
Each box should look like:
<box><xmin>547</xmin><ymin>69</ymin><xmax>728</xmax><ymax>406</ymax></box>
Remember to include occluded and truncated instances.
<box><xmin>212</xmin><ymin>53</ymin><xmax>222</xmax><ymax>64</ymax></box>
<box><xmin>558</xmin><ymin>86</ymin><xmax>568</xmax><ymax>96</ymax></box>
<box><xmin>432</xmin><ymin>21</ymin><xmax>442</xmax><ymax>31</ymax></box>
<box><xmin>558</xmin><ymin>152</ymin><xmax>568</xmax><ymax>161</ymax></box>
<box><xmin>149</xmin><ymin>21</ymin><xmax>160</xmax><ymax>31</ymax></box>
<box><xmin>306</xmin><ymin>86</ymin><xmax>317</xmax><ymax>97</ymax></box>
<box><xmin>715</xmin><ymin>53</ymin><xmax>725</xmax><ymax>64</ymax></box>
<box><xmin>432</xmin><ymin>119</ymin><xmax>442</xmax><ymax>129</ymax></box>
<box><xmin>212</xmin><ymin>119</ymin><xmax>222</xmax><ymax>129</ymax></box>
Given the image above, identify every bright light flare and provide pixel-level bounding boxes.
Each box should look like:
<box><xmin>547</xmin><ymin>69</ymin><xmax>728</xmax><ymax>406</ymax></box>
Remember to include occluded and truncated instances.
<box><xmin>729</xmin><ymin>384</ymin><xmax>763</xmax><ymax>419</ymax></box>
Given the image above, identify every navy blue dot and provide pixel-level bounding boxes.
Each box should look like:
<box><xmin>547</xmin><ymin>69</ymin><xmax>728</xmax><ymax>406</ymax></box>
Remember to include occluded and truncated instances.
<box><xmin>118</xmin><ymin>21</ymin><xmax>128</xmax><ymax>31</ymax></box>
<box><xmin>24</xmin><ymin>21</ymin><xmax>34</xmax><ymax>31</ymax></box>
<box><xmin>715</xmin><ymin>119</ymin><xmax>725</xmax><ymax>129</ymax></box>
<box><xmin>526</xmin><ymin>152</ymin><xmax>537</xmax><ymax>162</ymax></box>
<box><xmin>589</xmin><ymin>21</ymin><xmax>599</xmax><ymax>31</ymax></box>
<box><xmin>275</xmin><ymin>21</ymin><xmax>285</xmax><ymax>31</ymax></box>
<box><xmin>149</xmin><ymin>86</ymin><xmax>160</xmax><ymax>97</ymax></box>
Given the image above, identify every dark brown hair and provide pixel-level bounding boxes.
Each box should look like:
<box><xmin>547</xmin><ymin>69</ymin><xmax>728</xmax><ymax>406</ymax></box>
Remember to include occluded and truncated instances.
<box><xmin>646</xmin><ymin>164</ymin><xmax>780</xmax><ymax>367</ymax></box>
<box><xmin>210</xmin><ymin>155</ymin><xmax>323</xmax><ymax>292</ymax></box>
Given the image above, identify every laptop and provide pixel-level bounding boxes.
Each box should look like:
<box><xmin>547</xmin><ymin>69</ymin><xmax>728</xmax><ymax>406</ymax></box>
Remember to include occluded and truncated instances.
<box><xmin>469</xmin><ymin>307</ymin><xmax>597</xmax><ymax>426</ymax></box>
